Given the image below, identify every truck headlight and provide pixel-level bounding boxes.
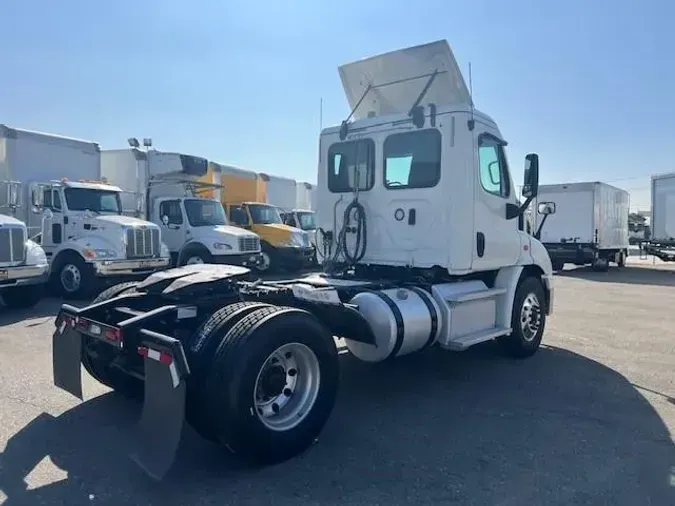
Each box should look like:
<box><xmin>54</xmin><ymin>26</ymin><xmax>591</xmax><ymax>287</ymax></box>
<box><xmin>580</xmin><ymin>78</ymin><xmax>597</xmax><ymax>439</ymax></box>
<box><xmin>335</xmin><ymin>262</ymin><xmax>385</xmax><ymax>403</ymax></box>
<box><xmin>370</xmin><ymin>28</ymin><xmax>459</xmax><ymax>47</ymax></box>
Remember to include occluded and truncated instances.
<box><xmin>25</xmin><ymin>240</ymin><xmax>48</xmax><ymax>266</ymax></box>
<box><xmin>161</xmin><ymin>242</ymin><xmax>170</xmax><ymax>258</ymax></box>
<box><xmin>290</xmin><ymin>232</ymin><xmax>308</xmax><ymax>248</ymax></box>
<box><xmin>83</xmin><ymin>248</ymin><xmax>117</xmax><ymax>259</ymax></box>
<box><xmin>213</xmin><ymin>242</ymin><xmax>233</xmax><ymax>250</ymax></box>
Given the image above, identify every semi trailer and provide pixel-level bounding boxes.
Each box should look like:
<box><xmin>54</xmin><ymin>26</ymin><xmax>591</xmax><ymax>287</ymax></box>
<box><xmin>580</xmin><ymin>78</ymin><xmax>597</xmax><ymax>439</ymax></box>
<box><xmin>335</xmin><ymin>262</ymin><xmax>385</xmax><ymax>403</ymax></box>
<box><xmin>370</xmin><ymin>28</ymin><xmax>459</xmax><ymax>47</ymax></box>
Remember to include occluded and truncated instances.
<box><xmin>642</xmin><ymin>172</ymin><xmax>675</xmax><ymax>261</ymax></box>
<box><xmin>51</xmin><ymin>39</ymin><xmax>555</xmax><ymax>480</ymax></box>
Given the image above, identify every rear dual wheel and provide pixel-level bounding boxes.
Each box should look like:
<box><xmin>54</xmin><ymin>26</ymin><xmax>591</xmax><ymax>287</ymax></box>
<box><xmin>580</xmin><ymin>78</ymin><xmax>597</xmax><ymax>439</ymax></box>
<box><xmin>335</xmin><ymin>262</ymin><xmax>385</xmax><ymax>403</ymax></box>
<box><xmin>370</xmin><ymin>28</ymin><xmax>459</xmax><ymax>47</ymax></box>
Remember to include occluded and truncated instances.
<box><xmin>190</xmin><ymin>304</ymin><xmax>339</xmax><ymax>465</ymax></box>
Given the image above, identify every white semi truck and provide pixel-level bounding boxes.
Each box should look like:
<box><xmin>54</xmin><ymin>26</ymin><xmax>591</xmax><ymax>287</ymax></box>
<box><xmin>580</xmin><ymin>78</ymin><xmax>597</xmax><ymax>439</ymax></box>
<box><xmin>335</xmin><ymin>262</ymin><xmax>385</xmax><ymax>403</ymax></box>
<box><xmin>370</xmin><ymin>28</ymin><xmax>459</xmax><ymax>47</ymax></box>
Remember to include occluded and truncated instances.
<box><xmin>535</xmin><ymin>182</ymin><xmax>630</xmax><ymax>271</ymax></box>
<box><xmin>641</xmin><ymin>172</ymin><xmax>675</xmax><ymax>261</ymax></box>
<box><xmin>0</xmin><ymin>125</ymin><xmax>169</xmax><ymax>299</ymax></box>
<box><xmin>51</xmin><ymin>40</ymin><xmax>554</xmax><ymax>480</ymax></box>
<box><xmin>101</xmin><ymin>149</ymin><xmax>263</xmax><ymax>268</ymax></box>
<box><xmin>0</xmin><ymin>181</ymin><xmax>49</xmax><ymax>309</ymax></box>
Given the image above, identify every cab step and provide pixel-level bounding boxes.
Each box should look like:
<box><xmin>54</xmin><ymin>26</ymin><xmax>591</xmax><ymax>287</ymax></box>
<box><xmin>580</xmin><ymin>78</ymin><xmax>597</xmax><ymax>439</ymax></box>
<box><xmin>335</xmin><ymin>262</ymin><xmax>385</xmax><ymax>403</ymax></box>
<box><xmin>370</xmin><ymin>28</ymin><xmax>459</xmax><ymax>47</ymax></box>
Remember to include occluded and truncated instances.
<box><xmin>440</xmin><ymin>326</ymin><xmax>511</xmax><ymax>351</ymax></box>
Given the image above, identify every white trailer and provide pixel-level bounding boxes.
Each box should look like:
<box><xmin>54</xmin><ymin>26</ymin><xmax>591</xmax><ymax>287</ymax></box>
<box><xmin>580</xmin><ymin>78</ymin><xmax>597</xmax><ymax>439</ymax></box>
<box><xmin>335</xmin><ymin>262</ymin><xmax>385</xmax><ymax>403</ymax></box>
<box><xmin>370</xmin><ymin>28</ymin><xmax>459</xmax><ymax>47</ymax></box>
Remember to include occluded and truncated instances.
<box><xmin>263</xmin><ymin>173</ymin><xmax>297</xmax><ymax>210</ymax></box>
<box><xmin>0</xmin><ymin>125</ymin><xmax>169</xmax><ymax>298</ymax></box>
<box><xmin>0</xmin><ymin>181</ymin><xmax>49</xmax><ymax>308</ymax></box>
<box><xmin>52</xmin><ymin>39</ymin><xmax>554</xmax><ymax>480</ymax></box>
<box><xmin>535</xmin><ymin>182</ymin><xmax>629</xmax><ymax>271</ymax></box>
<box><xmin>100</xmin><ymin>149</ymin><xmax>263</xmax><ymax>268</ymax></box>
<box><xmin>643</xmin><ymin>172</ymin><xmax>675</xmax><ymax>261</ymax></box>
<box><xmin>295</xmin><ymin>181</ymin><xmax>316</xmax><ymax>211</ymax></box>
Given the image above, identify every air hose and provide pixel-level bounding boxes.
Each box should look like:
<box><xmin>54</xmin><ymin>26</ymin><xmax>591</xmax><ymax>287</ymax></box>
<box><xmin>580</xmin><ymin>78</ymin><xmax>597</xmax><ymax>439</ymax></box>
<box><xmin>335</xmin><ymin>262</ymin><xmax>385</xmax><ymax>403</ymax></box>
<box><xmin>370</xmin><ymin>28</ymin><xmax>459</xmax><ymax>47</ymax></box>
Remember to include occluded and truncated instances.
<box><xmin>340</xmin><ymin>198</ymin><xmax>367</xmax><ymax>264</ymax></box>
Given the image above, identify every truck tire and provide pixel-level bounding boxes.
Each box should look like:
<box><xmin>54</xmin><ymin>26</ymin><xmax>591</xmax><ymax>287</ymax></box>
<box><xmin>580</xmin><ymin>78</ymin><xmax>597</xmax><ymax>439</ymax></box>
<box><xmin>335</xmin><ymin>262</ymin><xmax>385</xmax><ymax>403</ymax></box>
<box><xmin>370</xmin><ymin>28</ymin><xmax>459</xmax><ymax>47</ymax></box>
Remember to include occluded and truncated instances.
<box><xmin>498</xmin><ymin>276</ymin><xmax>546</xmax><ymax>358</ymax></box>
<box><xmin>591</xmin><ymin>257</ymin><xmax>609</xmax><ymax>272</ymax></box>
<box><xmin>551</xmin><ymin>260</ymin><xmax>564</xmax><ymax>272</ymax></box>
<box><xmin>50</xmin><ymin>252</ymin><xmax>95</xmax><ymax>300</ymax></box>
<box><xmin>179</xmin><ymin>244</ymin><xmax>213</xmax><ymax>266</ymax></box>
<box><xmin>255</xmin><ymin>243</ymin><xmax>276</xmax><ymax>274</ymax></box>
<box><xmin>2</xmin><ymin>284</ymin><xmax>44</xmax><ymax>309</ymax></box>
<box><xmin>81</xmin><ymin>281</ymin><xmax>142</xmax><ymax>399</ymax></box>
<box><xmin>617</xmin><ymin>250</ymin><xmax>627</xmax><ymax>268</ymax></box>
<box><xmin>202</xmin><ymin>305</ymin><xmax>339</xmax><ymax>465</ymax></box>
<box><xmin>184</xmin><ymin>301</ymin><xmax>272</xmax><ymax>441</ymax></box>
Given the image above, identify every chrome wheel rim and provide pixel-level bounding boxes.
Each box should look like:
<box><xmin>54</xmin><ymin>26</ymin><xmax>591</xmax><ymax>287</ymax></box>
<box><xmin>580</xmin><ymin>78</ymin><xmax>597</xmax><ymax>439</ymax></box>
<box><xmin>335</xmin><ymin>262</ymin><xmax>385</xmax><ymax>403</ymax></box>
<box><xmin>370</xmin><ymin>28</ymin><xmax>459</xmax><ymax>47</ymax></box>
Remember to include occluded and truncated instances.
<box><xmin>253</xmin><ymin>342</ymin><xmax>321</xmax><ymax>432</ymax></box>
<box><xmin>520</xmin><ymin>293</ymin><xmax>542</xmax><ymax>341</ymax></box>
<box><xmin>61</xmin><ymin>264</ymin><xmax>81</xmax><ymax>293</ymax></box>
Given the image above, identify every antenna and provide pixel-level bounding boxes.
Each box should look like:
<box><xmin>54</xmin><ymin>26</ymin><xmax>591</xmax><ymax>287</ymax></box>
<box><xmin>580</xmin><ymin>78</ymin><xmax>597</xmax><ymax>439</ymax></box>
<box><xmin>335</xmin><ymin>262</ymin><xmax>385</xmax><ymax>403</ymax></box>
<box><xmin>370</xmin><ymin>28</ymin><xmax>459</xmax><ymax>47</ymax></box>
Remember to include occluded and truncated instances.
<box><xmin>468</xmin><ymin>62</ymin><xmax>475</xmax><ymax>131</ymax></box>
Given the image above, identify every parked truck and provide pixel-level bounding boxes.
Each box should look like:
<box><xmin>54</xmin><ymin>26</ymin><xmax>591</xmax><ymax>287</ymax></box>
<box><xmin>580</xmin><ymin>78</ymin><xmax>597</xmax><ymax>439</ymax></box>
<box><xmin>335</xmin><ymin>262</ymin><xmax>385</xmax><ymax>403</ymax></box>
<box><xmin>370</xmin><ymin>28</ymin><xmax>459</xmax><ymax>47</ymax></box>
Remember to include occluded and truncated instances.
<box><xmin>100</xmin><ymin>149</ymin><xmax>263</xmax><ymax>269</ymax></box>
<box><xmin>535</xmin><ymin>182</ymin><xmax>629</xmax><ymax>271</ymax></box>
<box><xmin>0</xmin><ymin>181</ymin><xmax>49</xmax><ymax>308</ymax></box>
<box><xmin>51</xmin><ymin>39</ymin><xmax>554</xmax><ymax>480</ymax></box>
<box><xmin>211</xmin><ymin>162</ymin><xmax>314</xmax><ymax>273</ymax></box>
<box><xmin>642</xmin><ymin>173</ymin><xmax>675</xmax><ymax>261</ymax></box>
<box><xmin>0</xmin><ymin>125</ymin><xmax>169</xmax><ymax>299</ymax></box>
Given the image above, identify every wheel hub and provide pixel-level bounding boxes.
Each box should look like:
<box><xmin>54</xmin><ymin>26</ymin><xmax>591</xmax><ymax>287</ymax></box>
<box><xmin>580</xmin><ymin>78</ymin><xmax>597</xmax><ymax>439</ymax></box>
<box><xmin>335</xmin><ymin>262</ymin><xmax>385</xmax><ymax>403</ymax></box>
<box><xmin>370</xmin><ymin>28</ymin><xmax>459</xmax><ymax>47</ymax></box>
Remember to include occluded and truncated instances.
<box><xmin>520</xmin><ymin>292</ymin><xmax>542</xmax><ymax>341</ymax></box>
<box><xmin>253</xmin><ymin>342</ymin><xmax>321</xmax><ymax>432</ymax></box>
<box><xmin>260</xmin><ymin>365</ymin><xmax>286</xmax><ymax>398</ymax></box>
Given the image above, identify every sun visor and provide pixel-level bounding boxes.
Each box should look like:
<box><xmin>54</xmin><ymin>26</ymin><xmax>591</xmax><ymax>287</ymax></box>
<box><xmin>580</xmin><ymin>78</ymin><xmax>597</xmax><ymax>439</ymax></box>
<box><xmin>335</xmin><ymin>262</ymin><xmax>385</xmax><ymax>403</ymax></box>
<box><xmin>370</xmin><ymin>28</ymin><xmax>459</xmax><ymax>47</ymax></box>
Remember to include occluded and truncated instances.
<box><xmin>338</xmin><ymin>40</ymin><xmax>472</xmax><ymax>120</ymax></box>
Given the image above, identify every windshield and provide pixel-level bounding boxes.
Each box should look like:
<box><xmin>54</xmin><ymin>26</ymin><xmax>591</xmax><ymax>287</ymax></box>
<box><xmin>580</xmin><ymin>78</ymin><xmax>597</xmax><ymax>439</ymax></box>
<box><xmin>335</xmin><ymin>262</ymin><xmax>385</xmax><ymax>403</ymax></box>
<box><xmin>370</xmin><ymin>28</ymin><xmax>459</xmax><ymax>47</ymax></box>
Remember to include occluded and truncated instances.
<box><xmin>64</xmin><ymin>188</ymin><xmax>122</xmax><ymax>213</ymax></box>
<box><xmin>296</xmin><ymin>212</ymin><xmax>316</xmax><ymax>230</ymax></box>
<box><xmin>184</xmin><ymin>199</ymin><xmax>227</xmax><ymax>227</ymax></box>
<box><xmin>248</xmin><ymin>203</ymin><xmax>283</xmax><ymax>225</ymax></box>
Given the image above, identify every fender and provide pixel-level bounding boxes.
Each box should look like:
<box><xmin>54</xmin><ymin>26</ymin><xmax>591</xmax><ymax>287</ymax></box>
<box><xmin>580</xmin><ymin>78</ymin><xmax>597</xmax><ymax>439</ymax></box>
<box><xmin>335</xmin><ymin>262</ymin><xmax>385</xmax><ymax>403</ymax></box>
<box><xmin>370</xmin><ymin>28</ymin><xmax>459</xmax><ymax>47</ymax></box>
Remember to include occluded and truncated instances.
<box><xmin>177</xmin><ymin>241</ymin><xmax>210</xmax><ymax>264</ymax></box>
<box><xmin>493</xmin><ymin>265</ymin><xmax>524</xmax><ymax>329</ymax></box>
<box><xmin>50</xmin><ymin>235</ymin><xmax>123</xmax><ymax>268</ymax></box>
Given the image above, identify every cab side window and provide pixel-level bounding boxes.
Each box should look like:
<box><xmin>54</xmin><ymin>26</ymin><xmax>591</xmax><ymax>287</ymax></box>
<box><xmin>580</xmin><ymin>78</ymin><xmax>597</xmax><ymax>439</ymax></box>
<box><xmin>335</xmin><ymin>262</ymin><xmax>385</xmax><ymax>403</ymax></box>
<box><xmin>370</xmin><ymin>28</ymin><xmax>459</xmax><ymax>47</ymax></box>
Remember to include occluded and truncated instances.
<box><xmin>229</xmin><ymin>205</ymin><xmax>248</xmax><ymax>226</ymax></box>
<box><xmin>478</xmin><ymin>137</ymin><xmax>511</xmax><ymax>198</ymax></box>
<box><xmin>160</xmin><ymin>200</ymin><xmax>183</xmax><ymax>225</ymax></box>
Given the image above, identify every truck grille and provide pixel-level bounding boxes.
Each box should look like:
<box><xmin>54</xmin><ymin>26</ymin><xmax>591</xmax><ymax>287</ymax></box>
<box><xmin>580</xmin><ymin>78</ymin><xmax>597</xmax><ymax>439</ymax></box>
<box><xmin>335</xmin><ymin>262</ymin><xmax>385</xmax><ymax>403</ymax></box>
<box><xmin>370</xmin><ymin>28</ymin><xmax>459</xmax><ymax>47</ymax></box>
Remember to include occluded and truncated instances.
<box><xmin>0</xmin><ymin>227</ymin><xmax>26</xmax><ymax>264</ymax></box>
<box><xmin>126</xmin><ymin>227</ymin><xmax>160</xmax><ymax>258</ymax></box>
<box><xmin>238</xmin><ymin>236</ymin><xmax>260</xmax><ymax>252</ymax></box>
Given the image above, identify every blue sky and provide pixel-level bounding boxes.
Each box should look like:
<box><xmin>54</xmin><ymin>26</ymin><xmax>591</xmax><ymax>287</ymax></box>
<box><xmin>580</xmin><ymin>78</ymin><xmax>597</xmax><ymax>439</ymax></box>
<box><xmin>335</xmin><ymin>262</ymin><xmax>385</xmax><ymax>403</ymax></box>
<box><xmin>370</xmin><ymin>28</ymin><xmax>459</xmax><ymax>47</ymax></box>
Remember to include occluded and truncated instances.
<box><xmin>2</xmin><ymin>0</ymin><xmax>673</xmax><ymax>210</ymax></box>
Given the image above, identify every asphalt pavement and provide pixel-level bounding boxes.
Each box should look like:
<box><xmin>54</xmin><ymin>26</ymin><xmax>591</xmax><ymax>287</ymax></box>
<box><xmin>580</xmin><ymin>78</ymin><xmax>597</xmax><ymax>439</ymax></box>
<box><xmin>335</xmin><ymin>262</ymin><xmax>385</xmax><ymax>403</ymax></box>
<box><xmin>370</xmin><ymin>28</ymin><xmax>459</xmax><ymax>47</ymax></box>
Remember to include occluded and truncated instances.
<box><xmin>0</xmin><ymin>262</ymin><xmax>673</xmax><ymax>505</ymax></box>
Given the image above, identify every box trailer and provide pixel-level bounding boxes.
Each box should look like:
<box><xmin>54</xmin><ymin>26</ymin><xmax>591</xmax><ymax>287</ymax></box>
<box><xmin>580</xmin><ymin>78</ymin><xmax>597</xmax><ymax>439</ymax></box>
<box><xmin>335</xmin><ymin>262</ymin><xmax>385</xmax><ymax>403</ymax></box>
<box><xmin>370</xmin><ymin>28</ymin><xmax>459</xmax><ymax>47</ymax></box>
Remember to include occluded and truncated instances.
<box><xmin>535</xmin><ymin>182</ymin><xmax>629</xmax><ymax>271</ymax></box>
<box><xmin>642</xmin><ymin>172</ymin><xmax>675</xmax><ymax>261</ymax></box>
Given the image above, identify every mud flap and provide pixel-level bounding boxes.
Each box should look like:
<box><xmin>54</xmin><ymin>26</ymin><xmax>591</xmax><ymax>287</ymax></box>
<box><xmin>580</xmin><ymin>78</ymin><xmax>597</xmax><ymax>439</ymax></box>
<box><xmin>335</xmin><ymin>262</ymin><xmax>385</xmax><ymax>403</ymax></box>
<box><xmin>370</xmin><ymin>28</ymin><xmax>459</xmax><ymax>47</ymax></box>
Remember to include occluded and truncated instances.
<box><xmin>52</xmin><ymin>321</ymin><xmax>83</xmax><ymax>400</ymax></box>
<box><xmin>130</xmin><ymin>357</ymin><xmax>186</xmax><ymax>481</ymax></box>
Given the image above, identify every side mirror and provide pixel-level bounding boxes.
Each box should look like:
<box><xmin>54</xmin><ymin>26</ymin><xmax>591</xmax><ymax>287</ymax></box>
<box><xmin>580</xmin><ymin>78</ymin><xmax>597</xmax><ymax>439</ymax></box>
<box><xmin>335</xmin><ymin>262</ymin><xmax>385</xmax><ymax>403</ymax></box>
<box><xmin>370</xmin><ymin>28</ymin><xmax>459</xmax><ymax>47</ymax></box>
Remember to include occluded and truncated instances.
<box><xmin>8</xmin><ymin>183</ymin><xmax>19</xmax><ymax>207</ymax></box>
<box><xmin>42</xmin><ymin>208</ymin><xmax>54</xmax><ymax>220</ymax></box>
<box><xmin>522</xmin><ymin>153</ymin><xmax>539</xmax><ymax>198</ymax></box>
<box><xmin>31</xmin><ymin>186</ymin><xmax>44</xmax><ymax>208</ymax></box>
<box><xmin>537</xmin><ymin>202</ymin><xmax>556</xmax><ymax>215</ymax></box>
<box><xmin>162</xmin><ymin>215</ymin><xmax>169</xmax><ymax>226</ymax></box>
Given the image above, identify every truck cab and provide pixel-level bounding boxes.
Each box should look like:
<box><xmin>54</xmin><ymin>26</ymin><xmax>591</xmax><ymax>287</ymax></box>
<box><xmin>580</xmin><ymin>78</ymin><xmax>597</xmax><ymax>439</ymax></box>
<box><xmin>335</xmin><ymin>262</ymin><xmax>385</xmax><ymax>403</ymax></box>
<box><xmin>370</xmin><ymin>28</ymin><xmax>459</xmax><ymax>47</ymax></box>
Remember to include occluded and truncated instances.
<box><xmin>30</xmin><ymin>179</ymin><xmax>169</xmax><ymax>298</ymax></box>
<box><xmin>152</xmin><ymin>195</ymin><xmax>262</xmax><ymax>267</ymax></box>
<box><xmin>279</xmin><ymin>208</ymin><xmax>319</xmax><ymax>264</ymax></box>
<box><xmin>227</xmin><ymin>201</ymin><xmax>314</xmax><ymax>272</ymax></box>
<box><xmin>0</xmin><ymin>181</ymin><xmax>49</xmax><ymax>308</ymax></box>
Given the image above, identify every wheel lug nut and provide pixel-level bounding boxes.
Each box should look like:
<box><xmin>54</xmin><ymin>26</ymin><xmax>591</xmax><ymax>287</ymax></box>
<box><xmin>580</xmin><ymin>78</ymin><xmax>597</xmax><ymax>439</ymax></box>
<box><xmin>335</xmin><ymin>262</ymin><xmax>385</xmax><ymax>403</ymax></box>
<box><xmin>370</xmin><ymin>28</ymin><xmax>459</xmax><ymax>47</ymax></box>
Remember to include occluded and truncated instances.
<box><xmin>272</xmin><ymin>403</ymin><xmax>280</xmax><ymax>413</ymax></box>
<box><xmin>288</xmin><ymin>368</ymin><xmax>297</xmax><ymax>377</ymax></box>
<box><xmin>283</xmin><ymin>388</ymin><xmax>292</xmax><ymax>397</ymax></box>
<box><xmin>285</xmin><ymin>352</ymin><xmax>292</xmax><ymax>359</ymax></box>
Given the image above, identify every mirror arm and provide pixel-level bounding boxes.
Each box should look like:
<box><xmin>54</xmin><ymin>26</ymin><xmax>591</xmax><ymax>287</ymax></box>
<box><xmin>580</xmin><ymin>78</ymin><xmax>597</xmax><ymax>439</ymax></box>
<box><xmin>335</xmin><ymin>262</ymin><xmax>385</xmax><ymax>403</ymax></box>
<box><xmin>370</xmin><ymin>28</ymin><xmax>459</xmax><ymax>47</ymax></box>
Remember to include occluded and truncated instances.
<box><xmin>534</xmin><ymin>213</ymin><xmax>549</xmax><ymax>240</ymax></box>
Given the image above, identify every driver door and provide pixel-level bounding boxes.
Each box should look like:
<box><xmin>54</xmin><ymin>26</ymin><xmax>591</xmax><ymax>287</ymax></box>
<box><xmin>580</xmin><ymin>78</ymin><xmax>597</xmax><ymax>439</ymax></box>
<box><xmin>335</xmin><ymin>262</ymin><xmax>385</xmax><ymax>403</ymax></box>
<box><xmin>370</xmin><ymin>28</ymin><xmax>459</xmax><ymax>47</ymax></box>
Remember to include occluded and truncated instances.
<box><xmin>157</xmin><ymin>199</ymin><xmax>186</xmax><ymax>252</ymax></box>
<box><xmin>472</xmin><ymin>132</ymin><xmax>522</xmax><ymax>270</ymax></box>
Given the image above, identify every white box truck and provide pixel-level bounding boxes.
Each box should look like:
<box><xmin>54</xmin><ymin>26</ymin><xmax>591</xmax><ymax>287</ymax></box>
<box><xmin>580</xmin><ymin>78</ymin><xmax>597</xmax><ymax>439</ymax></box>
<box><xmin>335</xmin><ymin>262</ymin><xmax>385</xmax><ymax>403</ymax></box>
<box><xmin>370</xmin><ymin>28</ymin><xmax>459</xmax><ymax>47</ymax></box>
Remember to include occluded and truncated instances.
<box><xmin>0</xmin><ymin>125</ymin><xmax>170</xmax><ymax>299</ymax></box>
<box><xmin>101</xmin><ymin>148</ymin><xmax>263</xmax><ymax>268</ymax></box>
<box><xmin>535</xmin><ymin>182</ymin><xmax>630</xmax><ymax>271</ymax></box>
<box><xmin>643</xmin><ymin>172</ymin><xmax>675</xmax><ymax>261</ymax></box>
<box><xmin>0</xmin><ymin>180</ymin><xmax>49</xmax><ymax>308</ymax></box>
